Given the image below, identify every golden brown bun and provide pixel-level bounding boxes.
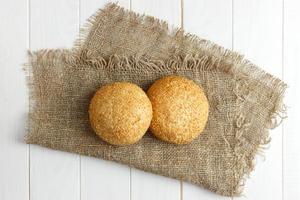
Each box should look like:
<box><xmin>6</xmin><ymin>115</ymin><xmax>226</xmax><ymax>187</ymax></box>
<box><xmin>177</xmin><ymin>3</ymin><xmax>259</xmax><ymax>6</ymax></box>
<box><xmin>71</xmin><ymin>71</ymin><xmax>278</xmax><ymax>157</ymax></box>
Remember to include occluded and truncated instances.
<box><xmin>89</xmin><ymin>82</ymin><xmax>152</xmax><ymax>145</ymax></box>
<box><xmin>147</xmin><ymin>75</ymin><xmax>209</xmax><ymax>144</ymax></box>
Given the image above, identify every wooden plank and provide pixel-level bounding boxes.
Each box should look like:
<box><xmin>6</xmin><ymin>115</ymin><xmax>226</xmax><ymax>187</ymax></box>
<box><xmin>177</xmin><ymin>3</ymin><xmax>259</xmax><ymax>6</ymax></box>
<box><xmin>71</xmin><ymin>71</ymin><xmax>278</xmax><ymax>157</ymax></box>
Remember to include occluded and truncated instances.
<box><xmin>183</xmin><ymin>0</ymin><xmax>232</xmax><ymax>199</ymax></box>
<box><xmin>79</xmin><ymin>1</ymin><xmax>131</xmax><ymax>200</ymax></box>
<box><xmin>184</xmin><ymin>0</ymin><xmax>232</xmax><ymax>49</ymax></box>
<box><xmin>233</xmin><ymin>1</ymin><xmax>283</xmax><ymax>199</ymax></box>
<box><xmin>131</xmin><ymin>0</ymin><xmax>181</xmax><ymax>27</ymax></box>
<box><xmin>0</xmin><ymin>0</ymin><xmax>29</xmax><ymax>199</ymax></box>
<box><xmin>29</xmin><ymin>0</ymin><xmax>80</xmax><ymax>200</ymax></box>
<box><xmin>283</xmin><ymin>0</ymin><xmax>300</xmax><ymax>199</ymax></box>
<box><xmin>130</xmin><ymin>1</ymin><xmax>181</xmax><ymax>200</ymax></box>
<box><xmin>80</xmin><ymin>157</ymin><xmax>130</xmax><ymax>200</ymax></box>
<box><xmin>131</xmin><ymin>170</ymin><xmax>180</xmax><ymax>200</ymax></box>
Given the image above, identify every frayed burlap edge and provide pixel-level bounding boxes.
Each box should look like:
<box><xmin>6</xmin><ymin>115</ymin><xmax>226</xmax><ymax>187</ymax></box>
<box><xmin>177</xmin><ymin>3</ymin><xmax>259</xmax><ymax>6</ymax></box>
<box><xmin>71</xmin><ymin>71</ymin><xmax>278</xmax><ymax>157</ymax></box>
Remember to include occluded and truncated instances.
<box><xmin>25</xmin><ymin>48</ymin><xmax>287</xmax><ymax>196</ymax></box>
<box><xmin>25</xmin><ymin>3</ymin><xmax>287</xmax><ymax>197</ymax></box>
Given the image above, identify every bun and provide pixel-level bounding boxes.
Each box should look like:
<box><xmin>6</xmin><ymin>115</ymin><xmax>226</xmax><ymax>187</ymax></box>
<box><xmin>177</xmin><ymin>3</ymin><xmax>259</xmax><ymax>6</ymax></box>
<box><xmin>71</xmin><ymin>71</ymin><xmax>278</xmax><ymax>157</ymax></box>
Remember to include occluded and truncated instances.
<box><xmin>147</xmin><ymin>75</ymin><xmax>209</xmax><ymax>144</ymax></box>
<box><xmin>89</xmin><ymin>82</ymin><xmax>152</xmax><ymax>145</ymax></box>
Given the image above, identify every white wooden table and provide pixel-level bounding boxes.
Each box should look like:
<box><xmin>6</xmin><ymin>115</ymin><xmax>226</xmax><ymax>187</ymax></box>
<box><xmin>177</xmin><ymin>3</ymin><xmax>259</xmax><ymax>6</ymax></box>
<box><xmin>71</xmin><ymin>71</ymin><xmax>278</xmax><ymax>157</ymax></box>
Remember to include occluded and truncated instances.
<box><xmin>1</xmin><ymin>0</ymin><xmax>299</xmax><ymax>199</ymax></box>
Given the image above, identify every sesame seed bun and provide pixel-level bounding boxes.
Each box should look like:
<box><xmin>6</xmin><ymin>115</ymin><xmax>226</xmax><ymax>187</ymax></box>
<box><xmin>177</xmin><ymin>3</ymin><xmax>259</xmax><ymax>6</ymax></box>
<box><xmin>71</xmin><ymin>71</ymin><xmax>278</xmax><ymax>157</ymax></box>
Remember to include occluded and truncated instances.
<box><xmin>89</xmin><ymin>82</ymin><xmax>152</xmax><ymax>145</ymax></box>
<box><xmin>147</xmin><ymin>75</ymin><xmax>209</xmax><ymax>144</ymax></box>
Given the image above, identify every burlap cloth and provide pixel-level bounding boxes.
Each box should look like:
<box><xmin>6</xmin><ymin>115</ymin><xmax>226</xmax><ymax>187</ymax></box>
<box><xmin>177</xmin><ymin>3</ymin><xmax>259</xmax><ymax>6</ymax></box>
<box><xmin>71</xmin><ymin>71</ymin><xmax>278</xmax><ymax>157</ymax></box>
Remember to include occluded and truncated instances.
<box><xmin>26</xmin><ymin>3</ymin><xmax>287</xmax><ymax>196</ymax></box>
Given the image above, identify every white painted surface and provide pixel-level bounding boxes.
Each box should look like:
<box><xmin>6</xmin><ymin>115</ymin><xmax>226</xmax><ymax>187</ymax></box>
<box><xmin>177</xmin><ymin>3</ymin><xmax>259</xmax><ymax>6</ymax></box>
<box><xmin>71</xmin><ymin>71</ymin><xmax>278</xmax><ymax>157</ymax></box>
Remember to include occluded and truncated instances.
<box><xmin>283</xmin><ymin>0</ymin><xmax>300</xmax><ymax>199</ymax></box>
<box><xmin>184</xmin><ymin>0</ymin><xmax>232</xmax><ymax>49</ymax></box>
<box><xmin>80</xmin><ymin>1</ymin><xmax>131</xmax><ymax>200</ymax></box>
<box><xmin>0</xmin><ymin>1</ymin><xmax>28</xmax><ymax>200</ymax></box>
<box><xmin>29</xmin><ymin>0</ymin><xmax>80</xmax><ymax>200</ymax></box>
<box><xmin>183</xmin><ymin>1</ymin><xmax>231</xmax><ymax>199</ymax></box>
<box><xmin>130</xmin><ymin>1</ymin><xmax>181</xmax><ymax>200</ymax></box>
<box><xmin>0</xmin><ymin>0</ymin><xmax>299</xmax><ymax>200</ymax></box>
<box><xmin>233</xmin><ymin>1</ymin><xmax>283</xmax><ymax>200</ymax></box>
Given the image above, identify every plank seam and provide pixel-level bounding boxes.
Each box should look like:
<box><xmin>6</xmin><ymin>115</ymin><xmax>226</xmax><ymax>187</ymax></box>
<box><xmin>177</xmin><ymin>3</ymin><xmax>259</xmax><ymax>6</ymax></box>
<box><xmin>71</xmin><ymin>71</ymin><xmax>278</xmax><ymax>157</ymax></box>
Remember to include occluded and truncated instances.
<box><xmin>231</xmin><ymin>0</ymin><xmax>234</xmax><ymax>51</ymax></box>
<box><xmin>27</xmin><ymin>0</ymin><xmax>31</xmax><ymax>199</ymax></box>
<box><xmin>130</xmin><ymin>1</ymin><xmax>132</xmax><ymax>200</ymax></box>
<box><xmin>181</xmin><ymin>0</ymin><xmax>184</xmax><ymax>29</ymax></box>
<box><xmin>181</xmin><ymin>1</ymin><xmax>184</xmax><ymax>200</ymax></box>
<box><xmin>281</xmin><ymin>0</ymin><xmax>285</xmax><ymax>200</ymax></box>
<box><xmin>78</xmin><ymin>0</ymin><xmax>82</xmax><ymax>199</ymax></box>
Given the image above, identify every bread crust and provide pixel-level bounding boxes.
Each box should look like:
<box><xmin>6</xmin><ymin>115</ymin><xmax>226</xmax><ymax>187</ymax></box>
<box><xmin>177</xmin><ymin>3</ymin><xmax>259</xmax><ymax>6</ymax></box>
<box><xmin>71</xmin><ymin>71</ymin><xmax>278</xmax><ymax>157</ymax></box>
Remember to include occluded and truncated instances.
<box><xmin>89</xmin><ymin>82</ymin><xmax>152</xmax><ymax>145</ymax></box>
<box><xmin>147</xmin><ymin>75</ymin><xmax>209</xmax><ymax>144</ymax></box>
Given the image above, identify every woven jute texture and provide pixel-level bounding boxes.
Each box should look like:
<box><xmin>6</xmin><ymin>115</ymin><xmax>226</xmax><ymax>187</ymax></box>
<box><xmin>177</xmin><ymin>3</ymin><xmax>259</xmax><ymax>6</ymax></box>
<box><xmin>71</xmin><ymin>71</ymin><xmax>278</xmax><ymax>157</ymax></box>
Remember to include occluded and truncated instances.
<box><xmin>26</xmin><ymin>3</ymin><xmax>287</xmax><ymax>196</ymax></box>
